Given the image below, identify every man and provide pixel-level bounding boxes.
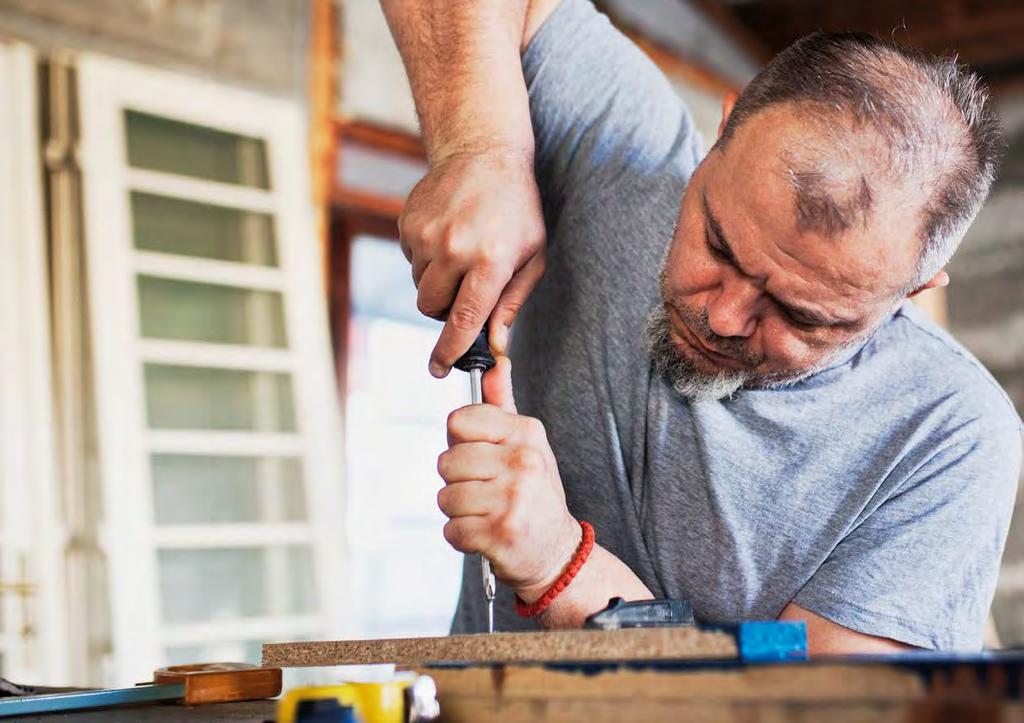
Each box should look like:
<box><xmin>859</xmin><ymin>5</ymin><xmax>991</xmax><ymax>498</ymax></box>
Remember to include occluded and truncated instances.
<box><xmin>381</xmin><ymin>0</ymin><xmax>1023</xmax><ymax>653</ymax></box>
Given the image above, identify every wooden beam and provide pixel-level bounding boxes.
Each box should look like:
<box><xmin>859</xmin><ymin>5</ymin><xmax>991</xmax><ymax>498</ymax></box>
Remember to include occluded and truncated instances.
<box><xmin>421</xmin><ymin>659</ymin><xmax>1024</xmax><ymax>722</ymax></box>
<box><xmin>262</xmin><ymin>628</ymin><xmax>737</xmax><ymax>668</ymax></box>
<box><xmin>336</xmin><ymin>119</ymin><xmax>426</xmax><ymax>161</ymax></box>
<box><xmin>309</xmin><ymin>0</ymin><xmax>340</xmax><ymax>290</ymax></box>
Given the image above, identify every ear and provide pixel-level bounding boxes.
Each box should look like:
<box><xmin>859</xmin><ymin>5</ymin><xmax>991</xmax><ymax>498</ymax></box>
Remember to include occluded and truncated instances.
<box><xmin>717</xmin><ymin>90</ymin><xmax>740</xmax><ymax>139</ymax></box>
<box><xmin>906</xmin><ymin>269</ymin><xmax>949</xmax><ymax>298</ymax></box>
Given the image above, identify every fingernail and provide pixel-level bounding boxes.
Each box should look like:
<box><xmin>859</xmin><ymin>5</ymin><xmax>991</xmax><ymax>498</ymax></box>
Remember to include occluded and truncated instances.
<box><xmin>494</xmin><ymin>325</ymin><xmax>509</xmax><ymax>353</ymax></box>
<box><xmin>429</xmin><ymin>361</ymin><xmax>446</xmax><ymax>378</ymax></box>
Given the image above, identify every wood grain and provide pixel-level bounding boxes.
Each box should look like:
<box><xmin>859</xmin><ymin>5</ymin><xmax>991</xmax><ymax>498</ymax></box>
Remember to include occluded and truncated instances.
<box><xmin>262</xmin><ymin>628</ymin><xmax>737</xmax><ymax>668</ymax></box>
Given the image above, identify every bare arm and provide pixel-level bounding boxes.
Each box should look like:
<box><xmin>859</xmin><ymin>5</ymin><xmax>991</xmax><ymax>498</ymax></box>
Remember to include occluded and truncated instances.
<box><xmin>379</xmin><ymin>0</ymin><xmax>561</xmax><ymax>373</ymax></box>
<box><xmin>779</xmin><ymin>602</ymin><xmax>917</xmax><ymax>655</ymax></box>
<box><xmin>379</xmin><ymin>0</ymin><xmax>540</xmax><ymax>162</ymax></box>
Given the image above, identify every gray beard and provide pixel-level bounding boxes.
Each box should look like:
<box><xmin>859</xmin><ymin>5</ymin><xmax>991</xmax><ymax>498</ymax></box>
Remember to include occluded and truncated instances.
<box><xmin>643</xmin><ymin>304</ymin><xmax>853</xmax><ymax>401</ymax></box>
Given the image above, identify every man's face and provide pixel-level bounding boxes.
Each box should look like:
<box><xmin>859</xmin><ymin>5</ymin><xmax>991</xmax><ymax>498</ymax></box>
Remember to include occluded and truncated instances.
<box><xmin>649</xmin><ymin>104</ymin><xmax>927</xmax><ymax>400</ymax></box>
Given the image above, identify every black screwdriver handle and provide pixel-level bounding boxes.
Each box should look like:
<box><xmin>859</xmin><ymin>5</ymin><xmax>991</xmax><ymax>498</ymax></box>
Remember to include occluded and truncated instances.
<box><xmin>453</xmin><ymin>324</ymin><xmax>496</xmax><ymax>373</ymax></box>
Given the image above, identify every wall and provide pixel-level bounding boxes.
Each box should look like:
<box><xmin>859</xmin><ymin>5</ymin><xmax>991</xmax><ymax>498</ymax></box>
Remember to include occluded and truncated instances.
<box><xmin>0</xmin><ymin>0</ymin><xmax>309</xmax><ymax>97</ymax></box>
<box><xmin>946</xmin><ymin>90</ymin><xmax>1024</xmax><ymax>646</ymax></box>
<box><xmin>336</xmin><ymin>0</ymin><xmax>754</xmax><ymax>138</ymax></box>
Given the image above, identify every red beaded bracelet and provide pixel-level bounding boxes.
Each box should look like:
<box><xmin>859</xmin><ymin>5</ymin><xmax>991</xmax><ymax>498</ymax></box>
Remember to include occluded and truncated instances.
<box><xmin>514</xmin><ymin>521</ymin><xmax>595</xmax><ymax>618</ymax></box>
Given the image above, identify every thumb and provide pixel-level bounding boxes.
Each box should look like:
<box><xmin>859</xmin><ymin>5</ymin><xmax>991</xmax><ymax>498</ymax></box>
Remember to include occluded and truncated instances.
<box><xmin>482</xmin><ymin>355</ymin><xmax>516</xmax><ymax>413</ymax></box>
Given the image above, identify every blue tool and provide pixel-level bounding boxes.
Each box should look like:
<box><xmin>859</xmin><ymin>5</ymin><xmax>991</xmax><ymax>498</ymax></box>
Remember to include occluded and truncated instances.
<box><xmin>0</xmin><ymin>662</ymin><xmax>281</xmax><ymax>718</ymax></box>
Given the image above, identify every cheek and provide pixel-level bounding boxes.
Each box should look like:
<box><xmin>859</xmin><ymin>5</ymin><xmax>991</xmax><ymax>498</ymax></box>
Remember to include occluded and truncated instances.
<box><xmin>665</xmin><ymin>226</ymin><xmax>718</xmax><ymax>297</ymax></box>
<box><xmin>758</xmin><ymin>319</ymin><xmax>851</xmax><ymax>370</ymax></box>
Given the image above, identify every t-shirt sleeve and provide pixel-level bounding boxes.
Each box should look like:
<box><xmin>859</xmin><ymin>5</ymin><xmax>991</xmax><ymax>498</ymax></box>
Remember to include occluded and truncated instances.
<box><xmin>522</xmin><ymin>0</ymin><xmax>703</xmax><ymax>224</ymax></box>
<box><xmin>793</xmin><ymin>420</ymin><xmax>1022</xmax><ymax>650</ymax></box>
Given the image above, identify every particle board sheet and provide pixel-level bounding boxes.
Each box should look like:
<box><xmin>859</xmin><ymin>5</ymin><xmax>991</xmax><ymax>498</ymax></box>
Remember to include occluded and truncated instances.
<box><xmin>261</xmin><ymin>628</ymin><xmax>738</xmax><ymax>668</ymax></box>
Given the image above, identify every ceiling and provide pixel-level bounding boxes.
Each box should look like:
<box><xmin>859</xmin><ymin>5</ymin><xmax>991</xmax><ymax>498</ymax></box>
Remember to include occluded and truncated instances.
<box><xmin>716</xmin><ymin>0</ymin><xmax>1024</xmax><ymax>90</ymax></box>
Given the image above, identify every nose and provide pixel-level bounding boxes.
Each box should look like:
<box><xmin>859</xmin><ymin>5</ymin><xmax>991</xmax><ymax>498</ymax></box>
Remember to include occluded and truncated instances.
<box><xmin>706</xmin><ymin>275</ymin><xmax>761</xmax><ymax>338</ymax></box>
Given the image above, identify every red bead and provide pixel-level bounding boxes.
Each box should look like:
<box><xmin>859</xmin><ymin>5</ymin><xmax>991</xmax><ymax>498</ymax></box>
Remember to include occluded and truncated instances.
<box><xmin>515</xmin><ymin>521</ymin><xmax>595</xmax><ymax>618</ymax></box>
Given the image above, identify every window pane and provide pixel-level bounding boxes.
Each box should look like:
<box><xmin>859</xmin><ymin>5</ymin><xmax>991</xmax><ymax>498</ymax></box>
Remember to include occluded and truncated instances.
<box><xmin>164</xmin><ymin>640</ymin><xmax>263</xmax><ymax>666</ymax></box>
<box><xmin>125</xmin><ymin>110</ymin><xmax>270</xmax><ymax>189</ymax></box>
<box><xmin>158</xmin><ymin>546</ymin><xmax>316</xmax><ymax>624</ymax></box>
<box><xmin>152</xmin><ymin>455</ymin><xmax>305</xmax><ymax>524</ymax></box>
<box><xmin>132</xmin><ymin>192</ymin><xmax>277</xmax><ymax>266</ymax></box>
<box><xmin>347</xmin><ymin>236</ymin><xmax>465</xmax><ymax>637</ymax></box>
<box><xmin>144</xmin><ymin>364</ymin><xmax>296</xmax><ymax>431</ymax></box>
<box><xmin>337</xmin><ymin>139</ymin><xmax>426</xmax><ymax>199</ymax></box>
<box><xmin>138</xmin><ymin>276</ymin><xmax>287</xmax><ymax>347</ymax></box>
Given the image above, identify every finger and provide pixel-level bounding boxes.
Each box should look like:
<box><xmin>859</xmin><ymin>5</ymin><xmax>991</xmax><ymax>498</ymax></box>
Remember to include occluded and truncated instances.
<box><xmin>416</xmin><ymin>260</ymin><xmax>463</xmax><ymax>321</ymax></box>
<box><xmin>442</xmin><ymin>516</ymin><xmax>492</xmax><ymax>555</ymax></box>
<box><xmin>411</xmin><ymin>257</ymin><xmax>430</xmax><ymax>288</ymax></box>
<box><xmin>489</xmin><ymin>252</ymin><xmax>546</xmax><ymax>354</ymax></box>
<box><xmin>437</xmin><ymin>442</ymin><xmax>505</xmax><ymax>483</ymax></box>
<box><xmin>430</xmin><ymin>268</ymin><xmax>506</xmax><ymax>377</ymax></box>
<box><xmin>437</xmin><ymin>480</ymin><xmax>500</xmax><ymax>518</ymax></box>
<box><xmin>447</xmin><ymin>404</ymin><xmax>517</xmax><ymax>446</ymax></box>
<box><xmin>482</xmin><ymin>355</ymin><xmax>516</xmax><ymax>413</ymax></box>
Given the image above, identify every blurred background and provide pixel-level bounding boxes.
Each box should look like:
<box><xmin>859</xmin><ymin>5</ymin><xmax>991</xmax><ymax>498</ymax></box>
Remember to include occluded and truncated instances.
<box><xmin>0</xmin><ymin>0</ymin><xmax>1020</xmax><ymax>687</ymax></box>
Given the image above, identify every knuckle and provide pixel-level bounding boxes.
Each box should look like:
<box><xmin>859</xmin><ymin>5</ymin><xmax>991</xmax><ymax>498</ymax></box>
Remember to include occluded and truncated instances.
<box><xmin>498</xmin><ymin>297</ymin><xmax>524</xmax><ymax>318</ymax></box>
<box><xmin>436</xmin><ymin>451</ymin><xmax>450</xmax><ymax>480</ymax></box>
<box><xmin>503</xmin><ymin>478</ymin><xmax>521</xmax><ymax>507</ymax></box>
<box><xmin>495</xmin><ymin>513</ymin><xmax>525</xmax><ymax>547</ymax></box>
<box><xmin>442</xmin><ymin>520</ymin><xmax>460</xmax><ymax>548</ymax></box>
<box><xmin>449</xmin><ymin>304</ymin><xmax>483</xmax><ymax>333</ymax></box>
<box><xmin>447</xmin><ymin>408</ymin><xmax>469</xmax><ymax>438</ymax></box>
<box><xmin>439</xmin><ymin>224</ymin><xmax>464</xmax><ymax>258</ymax></box>
<box><xmin>474</xmin><ymin>239</ymin><xmax>505</xmax><ymax>269</ymax></box>
<box><xmin>436</xmin><ymin>486</ymin><xmax>453</xmax><ymax>516</ymax></box>
<box><xmin>522</xmin><ymin>416</ymin><xmax>546</xmax><ymax>439</ymax></box>
<box><xmin>416</xmin><ymin>296</ymin><xmax>434</xmax><ymax>317</ymax></box>
<box><xmin>510</xmin><ymin>446</ymin><xmax>542</xmax><ymax>472</ymax></box>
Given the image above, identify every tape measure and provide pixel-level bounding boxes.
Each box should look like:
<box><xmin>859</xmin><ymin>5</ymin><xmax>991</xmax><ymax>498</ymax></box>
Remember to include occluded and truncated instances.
<box><xmin>278</xmin><ymin>674</ymin><xmax>439</xmax><ymax>723</ymax></box>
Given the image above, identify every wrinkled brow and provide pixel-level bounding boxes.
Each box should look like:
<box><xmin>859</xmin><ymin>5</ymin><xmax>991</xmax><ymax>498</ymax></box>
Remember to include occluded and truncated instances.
<box><xmin>787</xmin><ymin>166</ymin><xmax>874</xmax><ymax>238</ymax></box>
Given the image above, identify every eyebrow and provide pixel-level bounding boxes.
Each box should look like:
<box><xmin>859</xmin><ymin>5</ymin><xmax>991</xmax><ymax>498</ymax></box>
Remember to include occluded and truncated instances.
<box><xmin>701</xmin><ymin>191</ymin><xmax>853</xmax><ymax>328</ymax></box>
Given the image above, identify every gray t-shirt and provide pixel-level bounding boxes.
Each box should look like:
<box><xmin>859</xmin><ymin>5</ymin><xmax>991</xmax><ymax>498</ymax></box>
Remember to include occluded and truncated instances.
<box><xmin>450</xmin><ymin>0</ymin><xmax>1023</xmax><ymax>650</ymax></box>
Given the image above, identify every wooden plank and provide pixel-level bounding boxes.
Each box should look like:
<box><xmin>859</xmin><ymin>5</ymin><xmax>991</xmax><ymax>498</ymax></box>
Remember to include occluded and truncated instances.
<box><xmin>261</xmin><ymin>628</ymin><xmax>737</xmax><ymax>668</ymax></box>
<box><xmin>420</xmin><ymin>660</ymin><xmax>1024</xmax><ymax>723</ymax></box>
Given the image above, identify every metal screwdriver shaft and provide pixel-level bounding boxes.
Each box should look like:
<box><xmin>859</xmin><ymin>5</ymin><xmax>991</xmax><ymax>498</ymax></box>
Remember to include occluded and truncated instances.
<box><xmin>453</xmin><ymin>326</ymin><xmax>497</xmax><ymax>634</ymax></box>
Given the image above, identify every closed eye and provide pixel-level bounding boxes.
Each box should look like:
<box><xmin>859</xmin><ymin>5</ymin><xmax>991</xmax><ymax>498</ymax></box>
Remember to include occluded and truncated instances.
<box><xmin>705</xmin><ymin>226</ymin><xmax>734</xmax><ymax>265</ymax></box>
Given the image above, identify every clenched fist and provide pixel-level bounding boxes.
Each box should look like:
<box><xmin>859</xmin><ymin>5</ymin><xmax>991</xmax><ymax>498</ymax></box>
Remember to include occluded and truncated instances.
<box><xmin>399</xmin><ymin>148</ymin><xmax>546</xmax><ymax>377</ymax></box>
<box><xmin>436</xmin><ymin>356</ymin><xmax>582</xmax><ymax>593</ymax></box>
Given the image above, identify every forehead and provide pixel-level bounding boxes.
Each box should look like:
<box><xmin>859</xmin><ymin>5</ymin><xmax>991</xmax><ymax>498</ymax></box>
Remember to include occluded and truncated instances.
<box><xmin>706</xmin><ymin>105</ymin><xmax>924</xmax><ymax>305</ymax></box>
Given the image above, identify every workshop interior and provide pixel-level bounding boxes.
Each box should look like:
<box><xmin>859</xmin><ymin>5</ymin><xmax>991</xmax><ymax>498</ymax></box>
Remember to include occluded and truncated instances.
<box><xmin>0</xmin><ymin>0</ymin><xmax>1022</xmax><ymax>720</ymax></box>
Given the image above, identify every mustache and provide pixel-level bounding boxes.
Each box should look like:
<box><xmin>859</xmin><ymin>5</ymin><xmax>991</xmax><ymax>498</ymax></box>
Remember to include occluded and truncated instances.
<box><xmin>665</xmin><ymin>298</ymin><xmax>764</xmax><ymax>368</ymax></box>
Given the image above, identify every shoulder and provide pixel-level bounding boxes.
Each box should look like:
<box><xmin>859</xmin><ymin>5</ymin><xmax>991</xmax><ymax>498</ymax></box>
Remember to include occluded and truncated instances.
<box><xmin>865</xmin><ymin>302</ymin><xmax>1022</xmax><ymax>437</ymax></box>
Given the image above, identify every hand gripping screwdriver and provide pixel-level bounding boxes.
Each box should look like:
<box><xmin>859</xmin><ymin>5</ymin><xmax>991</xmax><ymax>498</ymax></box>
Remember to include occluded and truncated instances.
<box><xmin>453</xmin><ymin>325</ymin><xmax>497</xmax><ymax>633</ymax></box>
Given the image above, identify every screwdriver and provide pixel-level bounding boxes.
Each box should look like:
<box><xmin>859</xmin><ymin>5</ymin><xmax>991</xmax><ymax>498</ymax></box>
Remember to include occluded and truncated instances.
<box><xmin>453</xmin><ymin>325</ymin><xmax>497</xmax><ymax>633</ymax></box>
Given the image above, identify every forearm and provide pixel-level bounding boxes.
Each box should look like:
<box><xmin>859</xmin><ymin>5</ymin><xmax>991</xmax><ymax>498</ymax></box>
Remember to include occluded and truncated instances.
<box><xmin>380</xmin><ymin>0</ymin><xmax>535</xmax><ymax>163</ymax></box>
<box><xmin>517</xmin><ymin>541</ymin><xmax>655</xmax><ymax>629</ymax></box>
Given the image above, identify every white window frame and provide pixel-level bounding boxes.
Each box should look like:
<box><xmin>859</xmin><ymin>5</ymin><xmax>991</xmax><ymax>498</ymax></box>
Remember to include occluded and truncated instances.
<box><xmin>76</xmin><ymin>53</ymin><xmax>350</xmax><ymax>683</ymax></box>
<box><xmin>0</xmin><ymin>41</ymin><xmax>70</xmax><ymax>685</ymax></box>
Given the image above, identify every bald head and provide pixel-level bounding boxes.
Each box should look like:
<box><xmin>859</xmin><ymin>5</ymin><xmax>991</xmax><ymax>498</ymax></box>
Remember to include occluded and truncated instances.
<box><xmin>715</xmin><ymin>32</ymin><xmax>1004</xmax><ymax>290</ymax></box>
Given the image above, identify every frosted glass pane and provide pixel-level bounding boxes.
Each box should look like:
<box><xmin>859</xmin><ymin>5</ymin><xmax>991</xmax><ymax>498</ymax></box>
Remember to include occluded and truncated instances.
<box><xmin>346</xmin><ymin>236</ymin><xmax>465</xmax><ymax>637</ymax></box>
<box><xmin>125</xmin><ymin>110</ymin><xmax>270</xmax><ymax>188</ymax></box>
<box><xmin>337</xmin><ymin>140</ymin><xmax>426</xmax><ymax>199</ymax></box>
<box><xmin>144</xmin><ymin>364</ymin><xmax>296</xmax><ymax>431</ymax></box>
<box><xmin>164</xmin><ymin>640</ymin><xmax>263</xmax><ymax>666</ymax></box>
<box><xmin>132</xmin><ymin>192</ymin><xmax>277</xmax><ymax>266</ymax></box>
<box><xmin>158</xmin><ymin>546</ymin><xmax>316</xmax><ymax>624</ymax></box>
<box><xmin>138</xmin><ymin>276</ymin><xmax>287</xmax><ymax>347</ymax></box>
<box><xmin>152</xmin><ymin>455</ymin><xmax>305</xmax><ymax>524</ymax></box>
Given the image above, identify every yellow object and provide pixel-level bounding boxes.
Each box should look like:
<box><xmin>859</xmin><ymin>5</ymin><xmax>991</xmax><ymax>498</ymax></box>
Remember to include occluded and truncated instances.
<box><xmin>277</xmin><ymin>680</ymin><xmax>410</xmax><ymax>723</ymax></box>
